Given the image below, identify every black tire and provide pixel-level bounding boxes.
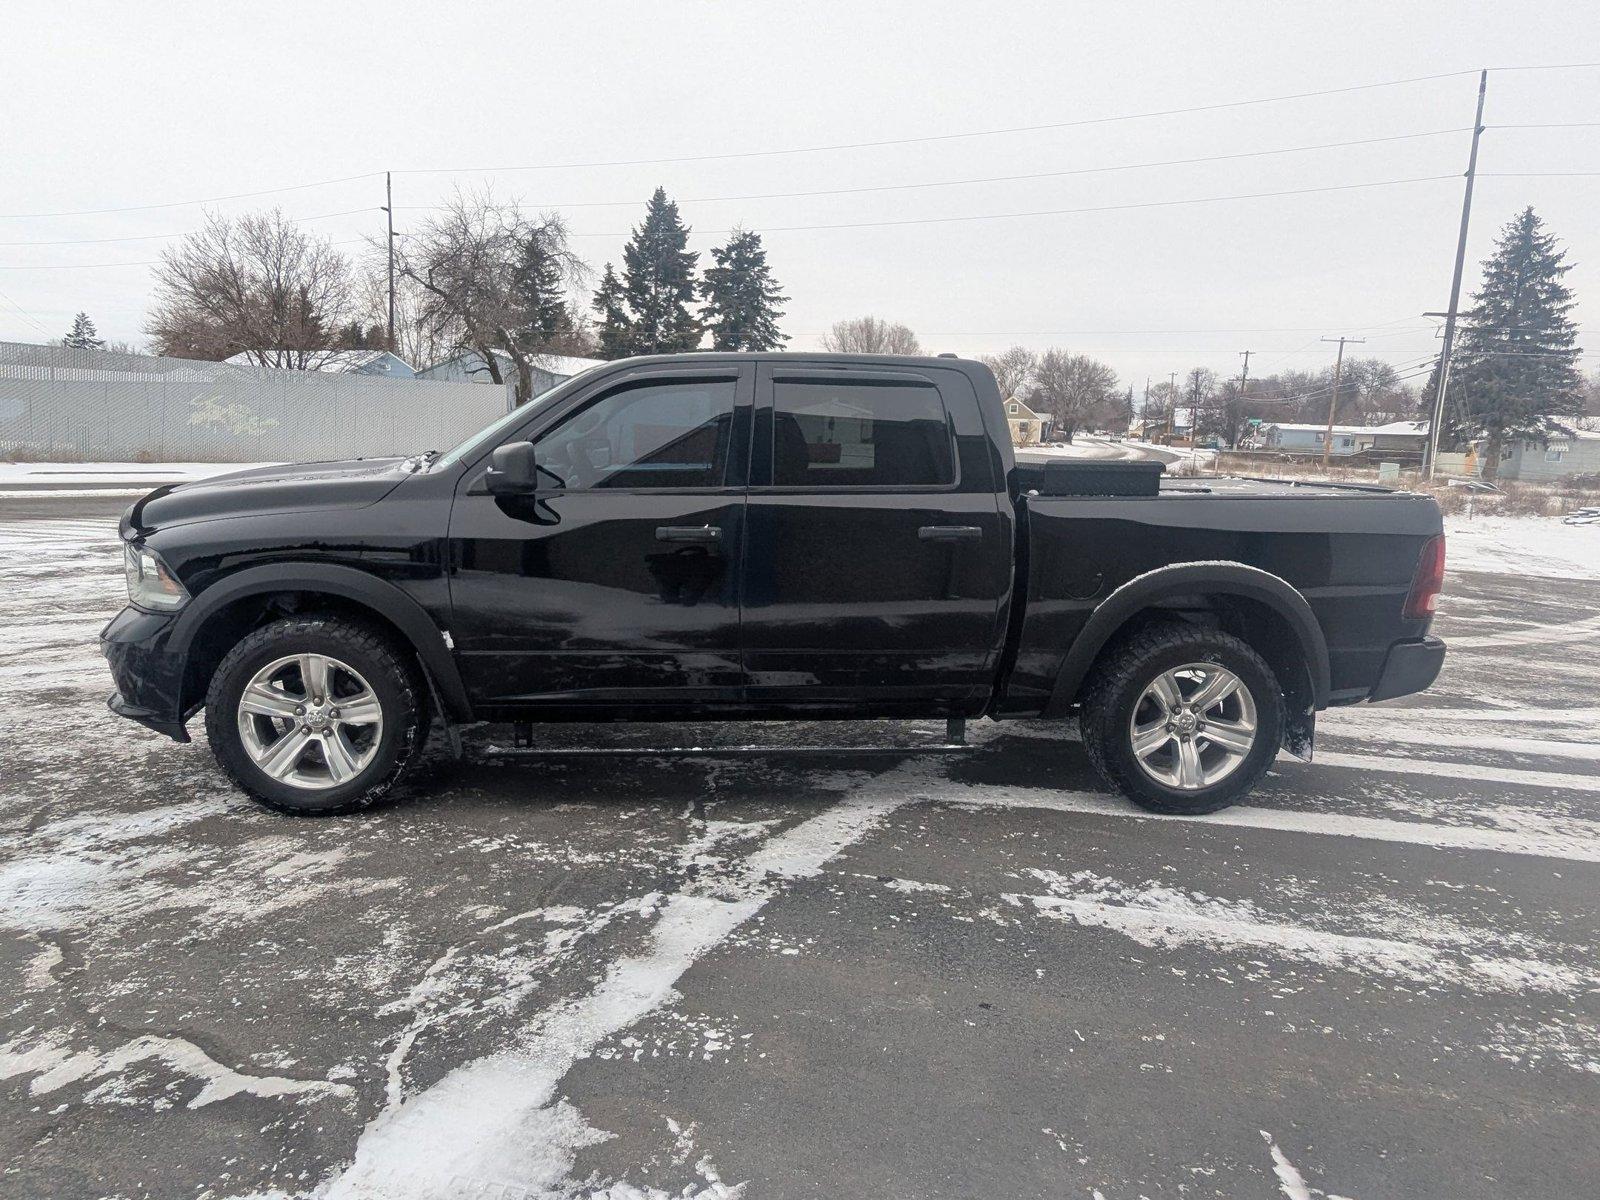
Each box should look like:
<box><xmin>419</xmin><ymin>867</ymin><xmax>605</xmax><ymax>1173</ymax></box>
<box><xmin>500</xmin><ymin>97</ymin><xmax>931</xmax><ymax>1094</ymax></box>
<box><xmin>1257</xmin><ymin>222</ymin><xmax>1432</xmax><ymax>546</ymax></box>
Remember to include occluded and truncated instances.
<box><xmin>204</xmin><ymin>616</ymin><xmax>429</xmax><ymax>815</ymax></box>
<box><xmin>1078</xmin><ymin>623</ymin><xmax>1284</xmax><ymax>814</ymax></box>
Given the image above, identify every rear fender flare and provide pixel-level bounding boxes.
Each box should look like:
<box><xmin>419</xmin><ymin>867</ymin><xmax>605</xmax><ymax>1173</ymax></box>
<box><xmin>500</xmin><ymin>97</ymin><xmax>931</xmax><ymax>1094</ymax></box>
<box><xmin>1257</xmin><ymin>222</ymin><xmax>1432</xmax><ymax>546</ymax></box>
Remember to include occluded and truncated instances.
<box><xmin>168</xmin><ymin>563</ymin><xmax>472</xmax><ymax>721</ymax></box>
<box><xmin>1043</xmin><ymin>561</ymin><xmax>1331</xmax><ymax>716</ymax></box>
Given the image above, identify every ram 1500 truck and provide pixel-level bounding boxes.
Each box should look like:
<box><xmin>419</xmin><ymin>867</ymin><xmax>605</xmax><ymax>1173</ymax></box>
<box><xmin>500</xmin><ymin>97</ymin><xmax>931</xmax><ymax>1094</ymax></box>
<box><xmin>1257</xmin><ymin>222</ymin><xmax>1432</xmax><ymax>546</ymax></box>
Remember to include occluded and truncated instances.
<box><xmin>102</xmin><ymin>353</ymin><xmax>1447</xmax><ymax>816</ymax></box>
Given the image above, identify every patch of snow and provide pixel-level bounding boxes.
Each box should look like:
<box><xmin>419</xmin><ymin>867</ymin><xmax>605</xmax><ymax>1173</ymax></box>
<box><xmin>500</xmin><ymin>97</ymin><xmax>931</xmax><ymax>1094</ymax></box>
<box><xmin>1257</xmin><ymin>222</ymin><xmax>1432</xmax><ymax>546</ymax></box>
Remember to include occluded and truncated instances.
<box><xmin>1444</xmin><ymin>514</ymin><xmax>1600</xmax><ymax>581</ymax></box>
<box><xmin>0</xmin><ymin>1033</ymin><xmax>352</xmax><ymax>1109</ymax></box>
<box><xmin>322</xmin><ymin>787</ymin><xmax>910</xmax><ymax>1199</ymax></box>
<box><xmin>1261</xmin><ymin>1132</ymin><xmax>1313</xmax><ymax>1200</ymax></box>
<box><xmin>0</xmin><ymin>461</ymin><xmax>275</xmax><ymax>489</ymax></box>
<box><xmin>1012</xmin><ymin>871</ymin><xmax>1591</xmax><ymax>996</ymax></box>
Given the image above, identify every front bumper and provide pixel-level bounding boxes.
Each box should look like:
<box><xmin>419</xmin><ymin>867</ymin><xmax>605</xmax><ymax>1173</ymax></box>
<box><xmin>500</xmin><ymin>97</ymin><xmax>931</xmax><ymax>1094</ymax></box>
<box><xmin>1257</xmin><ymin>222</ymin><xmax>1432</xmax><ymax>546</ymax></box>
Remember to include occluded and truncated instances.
<box><xmin>1368</xmin><ymin>635</ymin><xmax>1447</xmax><ymax>703</ymax></box>
<box><xmin>100</xmin><ymin>605</ymin><xmax>191</xmax><ymax>742</ymax></box>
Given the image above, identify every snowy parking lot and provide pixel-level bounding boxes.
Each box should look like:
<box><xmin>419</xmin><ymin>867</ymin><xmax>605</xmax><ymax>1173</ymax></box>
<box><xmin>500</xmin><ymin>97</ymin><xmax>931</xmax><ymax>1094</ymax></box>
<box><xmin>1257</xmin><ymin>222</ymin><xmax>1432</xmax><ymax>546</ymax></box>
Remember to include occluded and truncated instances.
<box><xmin>2</xmin><ymin>496</ymin><xmax>1598</xmax><ymax>1199</ymax></box>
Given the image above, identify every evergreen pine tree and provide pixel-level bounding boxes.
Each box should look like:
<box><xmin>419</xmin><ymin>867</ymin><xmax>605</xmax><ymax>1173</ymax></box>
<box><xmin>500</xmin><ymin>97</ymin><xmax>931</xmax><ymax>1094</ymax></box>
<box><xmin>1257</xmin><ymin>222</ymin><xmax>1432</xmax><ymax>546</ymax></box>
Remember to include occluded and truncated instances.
<box><xmin>700</xmin><ymin>228</ymin><xmax>789</xmax><ymax>351</ymax></box>
<box><xmin>592</xmin><ymin>263</ymin><xmax>633</xmax><ymax>359</ymax></box>
<box><xmin>1443</xmin><ymin>207</ymin><xmax>1583</xmax><ymax>477</ymax></box>
<box><xmin>63</xmin><ymin>311</ymin><xmax>105</xmax><ymax>350</ymax></box>
<box><xmin>620</xmin><ymin>188</ymin><xmax>700</xmax><ymax>353</ymax></box>
<box><xmin>512</xmin><ymin>225</ymin><xmax>574</xmax><ymax>351</ymax></box>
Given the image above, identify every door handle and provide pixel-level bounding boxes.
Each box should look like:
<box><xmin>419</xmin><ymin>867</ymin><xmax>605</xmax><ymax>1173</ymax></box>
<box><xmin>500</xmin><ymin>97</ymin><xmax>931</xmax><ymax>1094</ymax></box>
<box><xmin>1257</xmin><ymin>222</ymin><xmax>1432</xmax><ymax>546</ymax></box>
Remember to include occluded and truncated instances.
<box><xmin>918</xmin><ymin>525</ymin><xmax>983</xmax><ymax>543</ymax></box>
<box><xmin>656</xmin><ymin>525</ymin><xmax>723</xmax><ymax>544</ymax></box>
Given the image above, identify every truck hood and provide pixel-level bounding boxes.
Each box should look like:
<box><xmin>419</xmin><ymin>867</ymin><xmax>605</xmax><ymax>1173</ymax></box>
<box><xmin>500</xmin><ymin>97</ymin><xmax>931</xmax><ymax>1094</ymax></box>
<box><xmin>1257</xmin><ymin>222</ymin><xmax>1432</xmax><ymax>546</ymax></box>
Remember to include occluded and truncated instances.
<box><xmin>122</xmin><ymin>458</ymin><xmax>411</xmax><ymax>537</ymax></box>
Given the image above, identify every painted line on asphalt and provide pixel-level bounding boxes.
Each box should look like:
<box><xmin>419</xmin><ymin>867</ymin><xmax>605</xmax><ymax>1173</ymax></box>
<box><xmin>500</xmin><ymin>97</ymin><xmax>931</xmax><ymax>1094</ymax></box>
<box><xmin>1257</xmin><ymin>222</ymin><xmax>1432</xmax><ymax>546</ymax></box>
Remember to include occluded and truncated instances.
<box><xmin>942</xmin><ymin>789</ymin><xmax>1600</xmax><ymax>863</ymax></box>
<box><xmin>1317</xmin><ymin>725</ymin><xmax>1599</xmax><ymax>762</ymax></box>
<box><xmin>1310</xmin><ymin>749</ymin><xmax>1600</xmax><ymax>793</ymax></box>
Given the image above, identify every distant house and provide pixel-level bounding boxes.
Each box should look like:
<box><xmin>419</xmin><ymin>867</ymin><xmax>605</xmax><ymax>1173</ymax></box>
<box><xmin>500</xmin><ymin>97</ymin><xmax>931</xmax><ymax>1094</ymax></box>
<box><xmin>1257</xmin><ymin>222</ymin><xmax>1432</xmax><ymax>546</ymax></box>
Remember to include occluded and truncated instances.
<box><xmin>1477</xmin><ymin>420</ymin><xmax>1600</xmax><ymax>481</ymax></box>
<box><xmin>1356</xmin><ymin>419</ymin><xmax>1431</xmax><ymax>455</ymax></box>
<box><xmin>1130</xmin><ymin>415</ymin><xmax>1192</xmax><ymax>444</ymax></box>
<box><xmin>1261</xmin><ymin>422</ymin><xmax>1364</xmax><ymax>456</ymax></box>
<box><xmin>417</xmin><ymin>350</ymin><xmax>605</xmax><ymax>398</ymax></box>
<box><xmin>1004</xmin><ymin>397</ymin><xmax>1050</xmax><ymax>446</ymax></box>
<box><xmin>223</xmin><ymin>349</ymin><xmax>415</xmax><ymax>378</ymax></box>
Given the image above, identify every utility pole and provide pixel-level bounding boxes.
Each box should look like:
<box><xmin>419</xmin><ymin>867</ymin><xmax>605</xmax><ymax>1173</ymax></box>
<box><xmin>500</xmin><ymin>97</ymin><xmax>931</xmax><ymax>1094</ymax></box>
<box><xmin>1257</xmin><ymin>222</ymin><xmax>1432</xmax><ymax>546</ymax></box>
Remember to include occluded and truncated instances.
<box><xmin>1320</xmin><ymin>336</ymin><xmax>1365</xmax><ymax>468</ymax></box>
<box><xmin>1237</xmin><ymin>349</ymin><xmax>1252</xmax><ymax>449</ymax></box>
<box><xmin>382</xmin><ymin>172</ymin><xmax>397</xmax><ymax>353</ymax></box>
<box><xmin>1424</xmin><ymin>69</ymin><xmax>1488</xmax><ymax>481</ymax></box>
<box><xmin>1142</xmin><ymin>376</ymin><xmax>1150</xmax><ymax>437</ymax></box>
<box><xmin>1166</xmin><ymin>371</ymin><xmax>1178</xmax><ymax>444</ymax></box>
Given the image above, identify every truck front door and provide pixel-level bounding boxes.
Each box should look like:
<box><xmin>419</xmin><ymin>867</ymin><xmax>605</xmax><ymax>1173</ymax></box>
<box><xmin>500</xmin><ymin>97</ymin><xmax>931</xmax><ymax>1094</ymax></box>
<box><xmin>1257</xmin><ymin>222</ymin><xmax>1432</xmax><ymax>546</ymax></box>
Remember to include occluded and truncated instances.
<box><xmin>740</xmin><ymin>362</ymin><xmax>1011</xmax><ymax>711</ymax></box>
<box><xmin>446</xmin><ymin>364</ymin><xmax>752</xmax><ymax>710</ymax></box>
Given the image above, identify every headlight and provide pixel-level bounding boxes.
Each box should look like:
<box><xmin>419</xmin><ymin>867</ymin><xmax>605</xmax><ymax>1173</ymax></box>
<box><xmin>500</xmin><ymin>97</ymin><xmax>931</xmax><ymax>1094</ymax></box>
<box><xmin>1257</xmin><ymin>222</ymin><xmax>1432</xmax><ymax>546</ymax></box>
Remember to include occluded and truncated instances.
<box><xmin>124</xmin><ymin>543</ymin><xmax>190</xmax><ymax>611</ymax></box>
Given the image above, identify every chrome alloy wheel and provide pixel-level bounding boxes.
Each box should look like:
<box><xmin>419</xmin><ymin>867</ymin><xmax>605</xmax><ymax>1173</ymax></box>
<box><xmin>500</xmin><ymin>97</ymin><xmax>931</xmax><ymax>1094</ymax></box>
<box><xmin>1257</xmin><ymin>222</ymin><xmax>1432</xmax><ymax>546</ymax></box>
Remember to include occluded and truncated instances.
<box><xmin>1128</xmin><ymin>662</ymin><xmax>1258</xmax><ymax>791</ymax></box>
<box><xmin>236</xmin><ymin>653</ymin><xmax>384</xmax><ymax>790</ymax></box>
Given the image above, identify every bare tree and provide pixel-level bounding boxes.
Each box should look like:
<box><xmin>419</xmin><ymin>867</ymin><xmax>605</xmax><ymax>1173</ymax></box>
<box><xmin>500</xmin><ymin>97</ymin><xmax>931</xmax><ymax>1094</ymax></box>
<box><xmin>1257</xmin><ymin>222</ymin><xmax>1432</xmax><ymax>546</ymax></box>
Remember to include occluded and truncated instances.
<box><xmin>1031</xmin><ymin>350</ymin><xmax>1118</xmax><ymax>443</ymax></box>
<box><xmin>391</xmin><ymin>188</ymin><xmax>588</xmax><ymax>405</ymax></box>
<box><xmin>820</xmin><ymin>315</ymin><xmax>921</xmax><ymax>355</ymax></box>
<box><xmin>148</xmin><ymin>210</ymin><xmax>354</xmax><ymax>365</ymax></box>
<box><xmin>979</xmin><ymin>345</ymin><xmax>1037</xmax><ymax>401</ymax></box>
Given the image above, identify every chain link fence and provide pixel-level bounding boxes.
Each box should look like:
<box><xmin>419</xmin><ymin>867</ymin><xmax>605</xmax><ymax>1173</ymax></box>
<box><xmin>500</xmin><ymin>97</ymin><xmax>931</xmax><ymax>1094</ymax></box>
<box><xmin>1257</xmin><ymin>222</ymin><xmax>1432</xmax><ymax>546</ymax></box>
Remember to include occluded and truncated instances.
<box><xmin>0</xmin><ymin>340</ymin><xmax>514</xmax><ymax>462</ymax></box>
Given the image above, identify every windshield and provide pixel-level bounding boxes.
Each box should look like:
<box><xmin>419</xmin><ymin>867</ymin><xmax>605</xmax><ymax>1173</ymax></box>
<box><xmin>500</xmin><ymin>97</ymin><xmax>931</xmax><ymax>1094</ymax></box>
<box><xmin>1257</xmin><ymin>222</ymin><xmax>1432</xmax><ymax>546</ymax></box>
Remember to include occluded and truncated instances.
<box><xmin>431</xmin><ymin>366</ymin><xmax>604</xmax><ymax>469</ymax></box>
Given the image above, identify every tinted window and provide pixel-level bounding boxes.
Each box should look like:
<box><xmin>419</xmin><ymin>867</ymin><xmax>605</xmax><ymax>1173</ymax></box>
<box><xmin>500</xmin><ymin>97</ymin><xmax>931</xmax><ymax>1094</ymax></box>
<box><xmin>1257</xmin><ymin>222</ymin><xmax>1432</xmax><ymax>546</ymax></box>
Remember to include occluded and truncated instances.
<box><xmin>772</xmin><ymin>379</ymin><xmax>954</xmax><ymax>487</ymax></box>
<box><xmin>535</xmin><ymin>378</ymin><xmax>737</xmax><ymax>490</ymax></box>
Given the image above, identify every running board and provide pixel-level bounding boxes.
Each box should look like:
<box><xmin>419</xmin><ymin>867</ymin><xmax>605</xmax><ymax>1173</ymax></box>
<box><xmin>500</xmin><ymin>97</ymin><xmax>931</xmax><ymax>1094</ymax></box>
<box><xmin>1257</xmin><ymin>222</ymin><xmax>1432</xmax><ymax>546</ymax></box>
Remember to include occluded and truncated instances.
<box><xmin>483</xmin><ymin>717</ymin><xmax>969</xmax><ymax>759</ymax></box>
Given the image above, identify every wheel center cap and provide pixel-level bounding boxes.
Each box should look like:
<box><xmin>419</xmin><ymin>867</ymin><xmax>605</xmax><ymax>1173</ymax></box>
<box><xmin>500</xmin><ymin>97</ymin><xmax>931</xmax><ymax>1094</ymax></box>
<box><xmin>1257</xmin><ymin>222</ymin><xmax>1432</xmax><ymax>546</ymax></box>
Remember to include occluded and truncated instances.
<box><xmin>305</xmin><ymin>706</ymin><xmax>330</xmax><ymax>732</ymax></box>
<box><xmin>1174</xmin><ymin>712</ymin><xmax>1199</xmax><ymax>736</ymax></box>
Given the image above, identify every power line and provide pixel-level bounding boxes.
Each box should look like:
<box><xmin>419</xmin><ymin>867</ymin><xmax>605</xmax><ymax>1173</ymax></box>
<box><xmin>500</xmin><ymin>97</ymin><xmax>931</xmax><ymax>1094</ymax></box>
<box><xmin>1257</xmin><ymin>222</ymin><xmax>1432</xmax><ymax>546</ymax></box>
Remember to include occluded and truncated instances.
<box><xmin>394</xmin><ymin>70</ymin><xmax>1490</xmax><ymax>177</ymax></box>
<box><xmin>0</xmin><ymin>173</ymin><xmax>383</xmax><ymax>221</ymax></box>
<box><xmin>393</xmin><ymin>128</ymin><xmax>1473</xmax><ymax>212</ymax></box>
<box><xmin>0</xmin><ymin>126</ymin><xmax>1478</xmax><ymax>248</ymax></box>
<box><xmin>4</xmin><ymin>62</ymin><xmax>1595</xmax><ymax>223</ymax></box>
<box><xmin>0</xmin><ymin>174</ymin><xmax>1462</xmax><ymax>260</ymax></box>
<box><xmin>633</xmin><ymin>174</ymin><xmax>1460</xmax><ymax>237</ymax></box>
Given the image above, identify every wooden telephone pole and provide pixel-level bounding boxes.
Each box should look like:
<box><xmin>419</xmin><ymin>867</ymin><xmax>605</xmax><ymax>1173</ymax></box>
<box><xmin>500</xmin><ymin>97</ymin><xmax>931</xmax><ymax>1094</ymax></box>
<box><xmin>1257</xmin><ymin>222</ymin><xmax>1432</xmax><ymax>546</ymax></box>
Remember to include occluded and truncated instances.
<box><xmin>382</xmin><ymin>172</ymin><xmax>397</xmax><ymax>352</ymax></box>
<box><xmin>1165</xmin><ymin>371</ymin><xmax>1178</xmax><ymax>444</ymax></box>
<box><xmin>1320</xmin><ymin>336</ymin><xmax>1365</xmax><ymax>468</ymax></box>
<box><xmin>1424</xmin><ymin>69</ymin><xmax>1489</xmax><ymax>480</ymax></box>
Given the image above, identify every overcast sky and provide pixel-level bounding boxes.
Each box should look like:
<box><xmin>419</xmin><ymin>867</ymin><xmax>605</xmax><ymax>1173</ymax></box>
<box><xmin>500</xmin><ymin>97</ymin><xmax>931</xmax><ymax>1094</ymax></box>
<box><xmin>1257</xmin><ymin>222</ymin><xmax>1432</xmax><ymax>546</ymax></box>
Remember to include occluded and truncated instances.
<box><xmin>3</xmin><ymin>0</ymin><xmax>1597</xmax><ymax>394</ymax></box>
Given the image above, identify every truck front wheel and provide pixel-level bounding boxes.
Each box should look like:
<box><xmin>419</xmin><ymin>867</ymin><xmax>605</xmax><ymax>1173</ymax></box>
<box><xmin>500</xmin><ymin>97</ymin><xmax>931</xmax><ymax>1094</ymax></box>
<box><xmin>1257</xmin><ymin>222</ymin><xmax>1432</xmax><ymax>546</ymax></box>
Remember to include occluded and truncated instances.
<box><xmin>1078</xmin><ymin>625</ymin><xmax>1283</xmax><ymax>814</ymax></box>
<box><xmin>203</xmin><ymin>616</ymin><xmax>429</xmax><ymax>815</ymax></box>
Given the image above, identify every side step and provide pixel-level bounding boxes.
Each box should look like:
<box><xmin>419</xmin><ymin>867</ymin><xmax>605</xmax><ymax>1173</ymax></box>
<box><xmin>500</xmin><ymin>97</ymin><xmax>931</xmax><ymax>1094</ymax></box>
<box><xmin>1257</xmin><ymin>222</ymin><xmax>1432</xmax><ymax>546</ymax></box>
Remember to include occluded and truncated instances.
<box><xmin>482</xmin><ymin>717</ymin><xmax>969</xmax><ymax>759</ymax></box>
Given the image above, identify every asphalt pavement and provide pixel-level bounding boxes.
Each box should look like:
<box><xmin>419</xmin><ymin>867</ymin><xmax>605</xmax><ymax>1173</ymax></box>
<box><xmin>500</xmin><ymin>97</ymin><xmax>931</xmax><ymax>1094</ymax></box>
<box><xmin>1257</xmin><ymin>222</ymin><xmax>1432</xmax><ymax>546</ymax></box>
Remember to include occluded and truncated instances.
<box><xmin>2</xmin><ymin>494</ymin><xmax>1596</xmax><ymax>1200</ymax></box>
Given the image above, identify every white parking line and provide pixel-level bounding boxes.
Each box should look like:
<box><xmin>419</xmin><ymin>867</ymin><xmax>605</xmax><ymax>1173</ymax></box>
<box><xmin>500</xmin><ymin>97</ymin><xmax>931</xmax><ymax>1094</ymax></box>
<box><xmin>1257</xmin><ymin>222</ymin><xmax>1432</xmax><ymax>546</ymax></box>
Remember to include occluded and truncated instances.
<box><xmin>1310</xmin><ymin>750</ymin><xmax>1600</xmax><ymax>793</ymax></box>
<box><xmin>944</xmin><ymin>789</ymin><xmax>1600</xmax><ymax>863</ymax></box>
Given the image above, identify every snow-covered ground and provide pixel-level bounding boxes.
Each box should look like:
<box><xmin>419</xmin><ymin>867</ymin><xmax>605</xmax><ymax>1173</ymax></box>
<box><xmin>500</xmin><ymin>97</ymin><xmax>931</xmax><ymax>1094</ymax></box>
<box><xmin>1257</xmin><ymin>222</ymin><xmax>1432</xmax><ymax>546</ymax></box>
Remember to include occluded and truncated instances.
<box><xmin>1445</xmin><ymin>513</ymin><xmax>1600</xmax><ymax>581</ymax></box>
<box><xmin>2</xmin><ymin>503</ymin><xmax>1598</xmax><ymax>1197</ymax></box>
<box><xmin>0</xmin><ymin>461</ymin><xmax>270</xmax><ymax>495</ymax></box>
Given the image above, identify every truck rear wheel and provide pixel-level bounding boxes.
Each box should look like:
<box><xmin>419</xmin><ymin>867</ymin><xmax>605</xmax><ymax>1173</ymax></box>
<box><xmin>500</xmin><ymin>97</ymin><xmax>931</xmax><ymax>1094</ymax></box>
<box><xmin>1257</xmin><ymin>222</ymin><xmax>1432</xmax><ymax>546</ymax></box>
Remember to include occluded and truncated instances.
<box><xmin>204</xmin><ymin>616</ymin><xmax>429</xmax><ymax>816</ymax></box>
<box><xmin>1078</xmin><ymin>624</ymin><xmax>1283</xmax><ymax>814</ymax></box>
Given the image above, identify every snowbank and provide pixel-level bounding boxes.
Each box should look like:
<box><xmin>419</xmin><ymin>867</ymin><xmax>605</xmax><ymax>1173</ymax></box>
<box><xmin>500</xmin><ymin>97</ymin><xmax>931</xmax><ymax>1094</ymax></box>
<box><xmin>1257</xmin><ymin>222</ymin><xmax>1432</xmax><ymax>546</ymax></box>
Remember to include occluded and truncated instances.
<box><xmin>0</xmin><ymin>462</ymin><xmax>273</xmax><ymax>491</ymax></box>
<box><xmin>1445</xmin><ymin>514</ymin><xmax>1600</xmax><ymax>581</ymax></box>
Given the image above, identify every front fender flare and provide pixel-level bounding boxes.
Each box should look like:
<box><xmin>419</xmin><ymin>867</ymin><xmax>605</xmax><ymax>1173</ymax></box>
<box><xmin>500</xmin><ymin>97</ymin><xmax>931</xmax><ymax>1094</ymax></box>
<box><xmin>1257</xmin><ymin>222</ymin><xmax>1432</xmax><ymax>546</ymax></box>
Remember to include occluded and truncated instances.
<box><xmin>1043</xmin><ymin>561</ymin><xmax>1331</xmax><ymax>717</ymax></box>
<box><xmin>168</xmin><ymin>563</ymin><xmax>473</xmax><ymax>721</ymax></box>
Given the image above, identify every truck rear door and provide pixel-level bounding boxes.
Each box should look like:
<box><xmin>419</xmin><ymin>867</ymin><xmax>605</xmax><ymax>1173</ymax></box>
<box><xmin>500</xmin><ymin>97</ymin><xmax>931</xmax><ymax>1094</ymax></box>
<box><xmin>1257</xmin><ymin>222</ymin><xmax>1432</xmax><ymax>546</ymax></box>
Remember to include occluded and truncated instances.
<box><xmin>740</xmin><ymin>361</ymin><xmax>1011</xmax><ymax>711</ymax></box>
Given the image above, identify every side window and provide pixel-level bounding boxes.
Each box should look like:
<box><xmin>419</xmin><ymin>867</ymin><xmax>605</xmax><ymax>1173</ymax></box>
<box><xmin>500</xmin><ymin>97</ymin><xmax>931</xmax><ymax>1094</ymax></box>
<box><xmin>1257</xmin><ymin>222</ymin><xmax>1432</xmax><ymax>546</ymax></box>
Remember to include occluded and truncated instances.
<box><xmin>535</xmin><ymin>378</ymin><xmax>737</xmax><ymax>490</ymax></box>
<box><xmin>772</xmin><ymin>379</ymin><xmax>955</xmax><ymax>488</ymax></box>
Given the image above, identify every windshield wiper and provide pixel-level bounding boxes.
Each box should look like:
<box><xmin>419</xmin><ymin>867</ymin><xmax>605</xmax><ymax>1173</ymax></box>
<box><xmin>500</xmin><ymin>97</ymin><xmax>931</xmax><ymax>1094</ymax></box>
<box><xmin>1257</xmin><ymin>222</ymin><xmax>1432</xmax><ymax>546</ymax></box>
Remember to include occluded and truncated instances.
<box><xmin>403</xmin><ymin>449</ymin><xmax>441</xmax><ymax>473</ymax></box>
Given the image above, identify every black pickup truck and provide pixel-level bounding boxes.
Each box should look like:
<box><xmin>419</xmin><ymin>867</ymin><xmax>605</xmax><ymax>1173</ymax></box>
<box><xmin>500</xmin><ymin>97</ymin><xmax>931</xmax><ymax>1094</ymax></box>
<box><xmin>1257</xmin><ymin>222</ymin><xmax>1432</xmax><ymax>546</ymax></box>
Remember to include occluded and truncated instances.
<box><xmin>102</xmin><ymin>353</ymin><xmax>1446</xmax><ymax>816</ymax></box>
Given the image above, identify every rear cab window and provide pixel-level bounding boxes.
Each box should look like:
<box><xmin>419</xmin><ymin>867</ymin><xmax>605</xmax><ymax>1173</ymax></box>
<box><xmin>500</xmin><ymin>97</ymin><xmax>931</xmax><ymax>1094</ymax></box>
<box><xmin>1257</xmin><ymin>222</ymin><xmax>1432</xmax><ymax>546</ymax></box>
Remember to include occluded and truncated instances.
<box><xmin>770</xmin><ymin>377</ymin><xmax>956</xmax><ymax>488</ymax></box>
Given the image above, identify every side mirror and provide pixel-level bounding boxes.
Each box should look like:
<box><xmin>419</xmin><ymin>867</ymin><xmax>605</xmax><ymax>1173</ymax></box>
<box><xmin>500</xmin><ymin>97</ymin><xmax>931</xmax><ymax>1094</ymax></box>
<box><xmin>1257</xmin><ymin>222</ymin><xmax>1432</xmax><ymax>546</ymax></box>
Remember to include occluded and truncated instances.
<box><xmin>484</xmin><ymin>441</ymin><xmax>538</xmax><ymax>494</ymax></box>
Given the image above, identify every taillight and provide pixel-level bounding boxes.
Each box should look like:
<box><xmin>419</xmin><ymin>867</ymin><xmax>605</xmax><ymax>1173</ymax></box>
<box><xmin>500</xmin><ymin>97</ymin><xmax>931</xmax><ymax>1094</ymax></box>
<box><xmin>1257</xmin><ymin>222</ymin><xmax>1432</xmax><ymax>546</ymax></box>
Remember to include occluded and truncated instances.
<box><xmin>1403</xmin><ymin>533</ymin><xmax>1446</xmax><ymax>619</ymax></box>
